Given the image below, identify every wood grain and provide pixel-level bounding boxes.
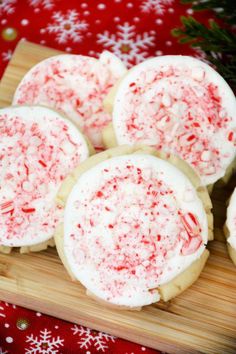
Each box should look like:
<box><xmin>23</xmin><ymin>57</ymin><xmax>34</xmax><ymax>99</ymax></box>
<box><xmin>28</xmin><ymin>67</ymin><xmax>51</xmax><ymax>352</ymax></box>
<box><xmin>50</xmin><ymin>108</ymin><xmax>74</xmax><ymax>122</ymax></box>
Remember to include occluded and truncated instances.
<box><xmin>0</xmin><ymin>41</ymin><xmax>235</xmax><ymax>354</ymax></box>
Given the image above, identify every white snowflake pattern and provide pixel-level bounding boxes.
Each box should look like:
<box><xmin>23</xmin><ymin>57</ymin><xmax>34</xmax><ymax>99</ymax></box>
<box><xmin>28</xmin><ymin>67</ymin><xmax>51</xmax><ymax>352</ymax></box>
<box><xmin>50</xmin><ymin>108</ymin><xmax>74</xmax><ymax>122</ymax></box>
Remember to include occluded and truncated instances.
<box><xmin>2</xmin><ymin>50</ymin><xmax>13</xmax><ymax>62</ymax></box>
<box><xmin>140</xmin><ymin>0</ymin><xmax>174</xmax><ymax>15</ymax></box>
<box><xmin>0</xmin><ymin>0</ymin><xmax>17</xmax><ymax>15</ymax></box>
<box><xmin>25</xmin><ymin>329</ymin><xmax>64</xmax><ymax>354</ymax></box>
<box><xmin>45</xmin><ymin>9</ymin><xmax>88</xmax><ymax>44</ymax></box>
<box><xmin>0</xmin><ymin>302</ymin><xmax>16</xmax><ymax>317</ymax></box>
<box><xmin>28</xmin><ymin>0</ymin><xmax>55</xmax><ymax>10</ymax></box>
<box><xmin>0</xmin><ymin>347</ymin><xmax>8</xmax><ymax>354</ymax></box>
<box><xmin>5</xmin><ymin>302</ymin><xmax>16</xmax><ymax>309</ymax></box>
<box><xmin>71</xmin><ymin>325</ymin><xmax>115</xmax><ymax>352</ymax></box>
<box><xmin>97</xmin><ymin>22</ymin><xmax>155</xmax><ymax>67</ymax></box>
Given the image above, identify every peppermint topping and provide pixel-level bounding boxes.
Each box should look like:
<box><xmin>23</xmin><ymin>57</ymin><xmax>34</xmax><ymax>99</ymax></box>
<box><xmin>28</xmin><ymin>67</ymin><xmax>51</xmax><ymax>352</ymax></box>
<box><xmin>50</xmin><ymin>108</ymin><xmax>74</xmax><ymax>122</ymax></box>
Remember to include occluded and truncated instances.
<box><xmin>64</xmin><ymin>154</ymin><xmax>208</xmax><ymax>307</ymax></box>
<box><xmin>0</xmin><ymin>106</ymin><xmax>88</xmax><ymax>247</ymax></box>
<box><xmin>13</xmin><ymin>54</ymin><xmax>126</xmax><ymax>150</ymax></box>
<box><xmin>113</xmin><ymin>56</ymin><xmax>236</xmax><ymax>185</ymax></box>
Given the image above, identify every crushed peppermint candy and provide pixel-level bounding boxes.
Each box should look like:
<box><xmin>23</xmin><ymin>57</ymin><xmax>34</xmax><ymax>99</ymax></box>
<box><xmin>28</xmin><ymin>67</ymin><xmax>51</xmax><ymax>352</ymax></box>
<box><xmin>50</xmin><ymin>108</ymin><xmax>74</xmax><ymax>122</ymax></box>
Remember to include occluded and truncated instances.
<box><xmin>113</xmin><ymin>56</ymin><xmax>236</xmax><ymax>185</ymax></box>
<box><xmin>64</xmin><ymin>154</ymin><xmax>208</xmax><ymax>307</ymax></box>
<box><xmin>13</xmin><ymin>52</ymin><xmax>126</xmax><ymax>150</ymax></box>
<box><xmin>0</xmin><ymin>106</ymin><xmax>89</xmax><ymax>247</ymax></box>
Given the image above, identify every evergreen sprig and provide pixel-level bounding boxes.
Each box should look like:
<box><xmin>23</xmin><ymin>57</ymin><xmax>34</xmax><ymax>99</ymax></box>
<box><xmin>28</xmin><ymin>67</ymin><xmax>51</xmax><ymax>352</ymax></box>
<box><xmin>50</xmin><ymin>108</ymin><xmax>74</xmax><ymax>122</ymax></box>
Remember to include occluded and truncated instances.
<box><xmin>181</xmin><ymin>0</ymin><xmax>236</xmax><ymax>25</ymax></box>
<box><xmin>172</xmin><ymin>11</ymin><xmax>236</xmax><ymax>89</ymax></box>
<box><xmin>172</xmin><ymin>17</ymin><xmax>236</xmax><ymax>52</ymax></box>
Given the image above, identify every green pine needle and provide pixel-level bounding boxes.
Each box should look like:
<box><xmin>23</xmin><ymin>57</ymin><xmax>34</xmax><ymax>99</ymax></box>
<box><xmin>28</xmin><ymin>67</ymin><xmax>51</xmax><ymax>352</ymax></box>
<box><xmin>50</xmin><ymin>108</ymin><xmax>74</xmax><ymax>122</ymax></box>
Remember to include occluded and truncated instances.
<box><xmin>172</xmin><ymin>16</ymin><xmax>236</xmax><ymax>89</ymax></box>
<box><xmin>181</xmin><ymin>0</ymin><xmax>236</xmax><ymax>25</ymax></box>
<box><xmin>172</xmin><ymin>17</ymin><xmax>236</xmax><ymax>52</ymax></box>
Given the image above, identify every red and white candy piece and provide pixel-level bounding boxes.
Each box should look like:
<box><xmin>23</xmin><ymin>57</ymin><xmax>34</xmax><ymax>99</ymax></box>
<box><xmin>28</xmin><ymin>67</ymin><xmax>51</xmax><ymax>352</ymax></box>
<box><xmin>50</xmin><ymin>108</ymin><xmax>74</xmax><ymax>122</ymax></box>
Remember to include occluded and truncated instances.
<box><xmin>0</xmin><ymin>106</ymin><xmax>89</xmax><ymax>247</ymax></box>
<box><xmin>112</xmin><ymin>56</ymin><xmax>236</xmax><ymax>185</ymax></box>
<box><xmin>13</xmin><ymin>52</ymin><xmax>126</xmax><ymax>150</ymax></box>
<box><xmin>63</xmin><ymin>154</ymin><xmax>208</xmax><ymax>307</ymax></box>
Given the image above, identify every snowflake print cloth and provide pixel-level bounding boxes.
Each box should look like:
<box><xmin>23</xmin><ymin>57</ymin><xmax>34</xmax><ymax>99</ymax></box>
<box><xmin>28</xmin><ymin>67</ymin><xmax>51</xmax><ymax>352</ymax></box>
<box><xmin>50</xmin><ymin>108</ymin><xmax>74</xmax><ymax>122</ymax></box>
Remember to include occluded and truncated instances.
<box><xmin>0</xmin><ymin>301</ymin><xmax>158</xmax><ymax>353</ymax></box>
<box><xmin>26</xmin><ymin>329</ymin><xmax>64</xmax><ymax>354</ymax></box>
<box><xmin>45</xmin><ymin>10</ymin><xmax>88</xmax><ymax>44</ymax></box>
<box><xmin>28</xmin><ymin>0</ymin><xmax>55</xmax><ymax>10</ymax></box>
<box><xmin>0</xmin><ymin>0</ymin><xmax>218</xmax><ymax>353</ymax></box>
<box><xmin>71</xmin><ymin>325</ymin><xmax>115</xmax><ymax>352</ymax></box>
<box><xmin>97</xmin><ymin>22</ymin><xmax>155</xmax><ymax>67</ymax></box>
<box><xmin>1</xmin><ymin>50</ymin><xmax>12</xmax><ymax>62</ymax></box>
<box><xmin>0</xmin><ymin>0</ymin><xmax>17</xmax><ymax>16</ymax></box>
<box><xmin>0</xmin><ymin>0</ymin><xmax>216</xmax><ymax>77</ymax></box>
<box><xmin>140</xmin><ymin>0</ymin><xmax>174</xmax><ymax>15</ymax></box>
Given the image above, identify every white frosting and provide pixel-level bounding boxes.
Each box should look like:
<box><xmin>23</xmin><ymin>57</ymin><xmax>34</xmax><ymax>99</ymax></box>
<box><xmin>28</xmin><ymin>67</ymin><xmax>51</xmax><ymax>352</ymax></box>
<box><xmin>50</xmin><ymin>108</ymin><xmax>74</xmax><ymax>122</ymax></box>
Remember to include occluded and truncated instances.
<box><xmin>99</xmin><ymin>51</ymin><xmax>127</xmax><ymax>78</ymax></box>
<box><xmin>64</xmin><ymin>154</ymin><xmax>208</xmax><ymax>307</ymax></box>
<box><xmin>226</xmin><ymin>188</ymin><xmax>236</xmax><ymax>250</ymax></box>
<box><xmin>13</xmin><ymin>52</ymin><xmax>126</xmax><ymax>150</ymax></box>
<box><xmin>112</xmin><ymin>55</ymin><xmax>236</xmax><ymax>185</ymax></box>
<box><xmin>0</xmin><ymin>106</ymin><xmax>89</xmax><ymax>247</ymax></box>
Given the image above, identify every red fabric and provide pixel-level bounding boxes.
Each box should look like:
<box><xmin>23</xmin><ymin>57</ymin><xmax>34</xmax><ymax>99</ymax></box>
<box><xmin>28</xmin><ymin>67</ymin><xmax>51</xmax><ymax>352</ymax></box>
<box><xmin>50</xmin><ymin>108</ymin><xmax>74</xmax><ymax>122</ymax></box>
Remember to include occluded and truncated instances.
<box><xmin>0</xmin><ymin>301</ymin><xmax>157</xmax><ymax>353</ymax></box>
<box><xmin>0</xmin><ymin>0</ymin><xmax>213</xmax><ymax>76</ymax></box>
<box><xmin>0</xmin><ymin>1</ymin><xmax>215</xmax><ymax>353</ymax></box>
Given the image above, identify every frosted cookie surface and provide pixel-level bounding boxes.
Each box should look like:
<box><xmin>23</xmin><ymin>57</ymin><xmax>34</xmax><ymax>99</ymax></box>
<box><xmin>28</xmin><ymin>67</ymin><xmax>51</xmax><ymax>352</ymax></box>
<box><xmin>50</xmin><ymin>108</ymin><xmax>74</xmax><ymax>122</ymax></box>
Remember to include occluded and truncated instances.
<box><xmin>111</xmin><ymin>56</ymin><xmax>236</xmax><ymax>185</ymax></box>
<box><xmin>63</xmin><ymin>153</ymin><xmax>208</xmax><ymax>307</ymax></box>
<box><xmin>13</xmin><ymin>52</ymin><xmax>126</xmax><ymax>150</ymax></box>
<box><xmin>0</xmin><ymin>106</ymin><xmax>89</xmax><ymax>247</ymax></box>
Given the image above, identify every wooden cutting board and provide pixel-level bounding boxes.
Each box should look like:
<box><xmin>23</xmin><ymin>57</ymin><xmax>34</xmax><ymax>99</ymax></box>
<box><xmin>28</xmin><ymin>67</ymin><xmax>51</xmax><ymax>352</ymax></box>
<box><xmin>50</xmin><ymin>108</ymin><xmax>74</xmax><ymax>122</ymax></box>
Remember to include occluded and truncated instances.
<box><xmin>0</xmin><ymin>40</ymin><xmax>236</xmax><ymax>354</ymax></box>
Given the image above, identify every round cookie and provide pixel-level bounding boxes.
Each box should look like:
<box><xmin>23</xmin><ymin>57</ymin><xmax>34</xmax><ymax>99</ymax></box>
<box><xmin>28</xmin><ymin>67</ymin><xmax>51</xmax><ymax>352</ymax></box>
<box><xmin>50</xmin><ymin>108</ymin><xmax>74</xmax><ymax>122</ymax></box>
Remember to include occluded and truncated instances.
<box><xmin>55</xmin><ymin>146</ymin><xmax>213</xmax><ymax>308</ymax></box>
<box><xmin>225</xmin><ymin>188</ymin><xmax>236</xmax><ymax>265</ymax></box>
<box><xmin>103</xmin><ymin>56</ymin><xmax>236</xmax><ymax>186</ymax></box>
<box><xmin>13</xmin><ymin>51</ymin><xmax>127</xmax><ymax>150</ymax></box>
<box><xmin>0</xmin><ymin>106</ymin><xmax>91</xmax><ymax>253</ymax></box>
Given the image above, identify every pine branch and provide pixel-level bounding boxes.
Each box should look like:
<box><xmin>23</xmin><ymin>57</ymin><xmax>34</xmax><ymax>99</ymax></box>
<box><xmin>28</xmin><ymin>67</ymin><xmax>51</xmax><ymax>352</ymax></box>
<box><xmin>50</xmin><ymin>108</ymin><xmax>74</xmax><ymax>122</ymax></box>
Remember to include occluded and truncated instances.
<box><xmin>172</xmin><ymin>17</ymin><xmax>236</xmax><ymax>52</ymax></box>
<box><xmin>172</xmin><ymin>16</ymin><xmax>236</xmax><ymax>89</ymax></box>
<box><xmin>181</xmin><ymin>0</ymin><xmax>236</xmax><ymax>25</ymax></box>
<box><xmin>211</xmin><ymin>55</ymin><xmax>236</xmax><ymax>86</ymax></box>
